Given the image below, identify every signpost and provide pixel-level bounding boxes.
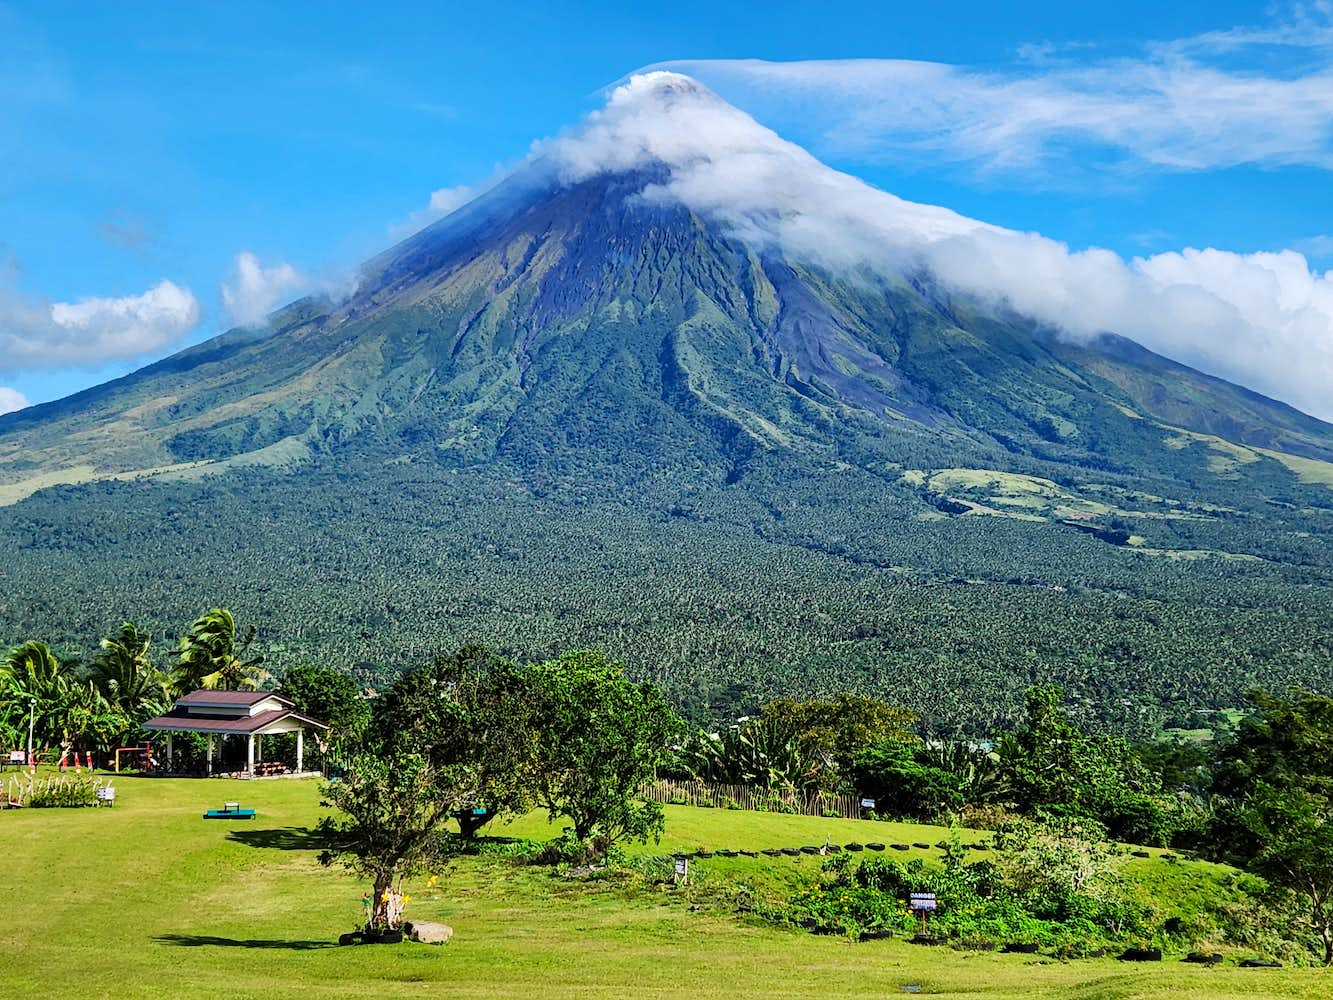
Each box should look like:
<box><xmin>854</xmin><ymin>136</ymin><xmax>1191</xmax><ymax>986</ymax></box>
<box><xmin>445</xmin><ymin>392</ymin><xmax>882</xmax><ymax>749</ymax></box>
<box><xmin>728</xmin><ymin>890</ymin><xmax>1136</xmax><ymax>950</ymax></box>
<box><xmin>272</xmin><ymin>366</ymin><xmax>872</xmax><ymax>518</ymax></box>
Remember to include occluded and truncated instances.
<box><xmin>673</xmin><ymin>855</ymin><xmax>689</xmax><ymax>886</ymax></box>
<box><xmin>909</xmin><ymin>891</ymin><xmax>938</xmax><ymax>936</ymax></box>
<box><xmin>26</xmin><ymin>698</ymin><xmax>36</xmax><ymax>769</ymax></box>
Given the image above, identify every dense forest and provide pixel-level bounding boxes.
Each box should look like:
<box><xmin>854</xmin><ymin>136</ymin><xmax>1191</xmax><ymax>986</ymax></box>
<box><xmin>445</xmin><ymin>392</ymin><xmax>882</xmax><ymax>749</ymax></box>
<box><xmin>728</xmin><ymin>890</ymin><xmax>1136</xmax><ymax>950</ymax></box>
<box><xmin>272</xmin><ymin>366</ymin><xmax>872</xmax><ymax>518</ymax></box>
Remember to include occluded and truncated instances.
<box><xmin>1</xmin><ymin>444</ymin><xmax>1329</xmax><ymax>736</ymax></box>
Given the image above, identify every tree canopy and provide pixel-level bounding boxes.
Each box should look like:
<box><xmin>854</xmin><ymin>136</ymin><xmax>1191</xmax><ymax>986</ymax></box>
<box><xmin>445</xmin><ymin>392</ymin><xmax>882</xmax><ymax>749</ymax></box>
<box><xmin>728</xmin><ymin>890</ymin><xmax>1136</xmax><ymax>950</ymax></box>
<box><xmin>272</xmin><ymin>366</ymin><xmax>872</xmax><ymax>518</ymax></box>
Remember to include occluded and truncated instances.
<box><xmin>527</xmin><ymin>650</ymin><xmax>683</xmax><ymax>852</ymax></box>
<box><xmin>1210</xmin><ymin>688</ymin><xmax>1333</xmax><ymax>964</ymax></box>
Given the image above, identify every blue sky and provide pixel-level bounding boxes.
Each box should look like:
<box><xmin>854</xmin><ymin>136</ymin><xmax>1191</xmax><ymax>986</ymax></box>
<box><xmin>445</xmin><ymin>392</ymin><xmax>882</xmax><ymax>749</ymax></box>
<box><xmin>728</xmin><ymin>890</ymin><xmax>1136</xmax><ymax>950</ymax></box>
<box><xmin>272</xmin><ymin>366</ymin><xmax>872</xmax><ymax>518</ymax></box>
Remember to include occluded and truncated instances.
<box><xmin>3</xmin><ymin>0</ymin><xmax>1333</xmax><ymax>414</ymax></box>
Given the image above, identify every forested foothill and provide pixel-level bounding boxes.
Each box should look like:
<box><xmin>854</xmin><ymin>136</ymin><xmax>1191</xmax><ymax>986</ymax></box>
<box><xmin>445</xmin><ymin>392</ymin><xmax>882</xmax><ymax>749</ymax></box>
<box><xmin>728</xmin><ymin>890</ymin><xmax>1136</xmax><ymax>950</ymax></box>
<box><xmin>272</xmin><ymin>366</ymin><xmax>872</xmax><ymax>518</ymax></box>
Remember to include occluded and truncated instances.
<box><xmin>1</xmin><ymin>444</ymin><xmax>1330</xmax><ymax>739</ymax></box>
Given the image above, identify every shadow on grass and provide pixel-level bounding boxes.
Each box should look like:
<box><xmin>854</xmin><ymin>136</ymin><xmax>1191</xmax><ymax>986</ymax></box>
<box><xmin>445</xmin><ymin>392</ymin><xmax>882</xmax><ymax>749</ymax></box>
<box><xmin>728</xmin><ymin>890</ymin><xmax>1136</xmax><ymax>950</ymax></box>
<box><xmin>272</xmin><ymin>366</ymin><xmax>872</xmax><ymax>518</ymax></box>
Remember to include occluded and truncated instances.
<box><xmin>156</xmin><ymin>934</ymin><xmax>334</xmax><ymax>951</ymax></box>
<box><xmin>227</xmin><ymin>826</ymin><xmax>325</xmax><ymax>851</ymax></box>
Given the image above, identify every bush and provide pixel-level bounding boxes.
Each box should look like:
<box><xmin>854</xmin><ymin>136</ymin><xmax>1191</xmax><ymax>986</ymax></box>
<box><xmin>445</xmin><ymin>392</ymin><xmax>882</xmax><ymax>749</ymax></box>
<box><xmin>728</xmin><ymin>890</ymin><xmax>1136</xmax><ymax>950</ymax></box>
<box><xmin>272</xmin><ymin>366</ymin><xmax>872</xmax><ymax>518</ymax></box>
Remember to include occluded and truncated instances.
<box><xmin>780</xmin><ymin>821</ymin><xmax>1152</xmax><ymax>952</ymax></box>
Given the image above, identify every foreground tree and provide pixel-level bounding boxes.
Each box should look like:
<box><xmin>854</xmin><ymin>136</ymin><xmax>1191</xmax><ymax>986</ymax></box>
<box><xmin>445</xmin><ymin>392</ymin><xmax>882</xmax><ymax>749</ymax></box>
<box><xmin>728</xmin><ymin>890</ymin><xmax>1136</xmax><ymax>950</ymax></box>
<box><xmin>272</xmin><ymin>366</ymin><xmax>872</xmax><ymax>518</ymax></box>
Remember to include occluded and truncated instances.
<box><xmin>318</xmin><ymin>745</ymin><xmax>468</xmax><ymax>934</ymax></box>
<box><xmin>318</xmin><ymin>646</ymin><xmax>540</xmax><ymax>931</ymax></box>
<box><xmin>1210</xmin><ymin>689</ymin><xmax>1333</xmax><ymax>964</ymax></box>
<box><xmin>279</xmin><ymin>664</ymin><xmax>370</xmax><ymax>738</ymax></box>
<box><xmin>172</xmin><ymin>608</ymin><xmax>271</xmax><ymax>692</ymax></box>
<box><xmin>528</xmin><ymin>650</ymin><xmax>683</xmax><ymax>853</ymax></box>
<box><xmin>761</xmin><ymin>694</ymin><xmax>918</xmax><ymax>783</ymax></box>
<box><xmin>852</xmin><ymin>738</ymin><xmax>964</xmax><ymax>821</ymax></box>
<box><xmin>997</xmin><ymin>685</ymin><xmax>1172</xmax><ymax>845</ymax></box>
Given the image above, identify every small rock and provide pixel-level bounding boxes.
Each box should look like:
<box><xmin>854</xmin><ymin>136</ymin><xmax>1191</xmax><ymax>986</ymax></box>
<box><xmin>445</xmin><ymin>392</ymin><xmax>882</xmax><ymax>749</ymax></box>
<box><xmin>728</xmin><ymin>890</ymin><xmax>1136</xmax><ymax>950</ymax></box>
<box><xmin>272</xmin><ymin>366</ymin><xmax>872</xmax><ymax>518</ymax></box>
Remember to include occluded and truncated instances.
<box><xmin>405</xmin><ymin>920</ymin><xmax>453</xmax><ymax>945</ymax></box>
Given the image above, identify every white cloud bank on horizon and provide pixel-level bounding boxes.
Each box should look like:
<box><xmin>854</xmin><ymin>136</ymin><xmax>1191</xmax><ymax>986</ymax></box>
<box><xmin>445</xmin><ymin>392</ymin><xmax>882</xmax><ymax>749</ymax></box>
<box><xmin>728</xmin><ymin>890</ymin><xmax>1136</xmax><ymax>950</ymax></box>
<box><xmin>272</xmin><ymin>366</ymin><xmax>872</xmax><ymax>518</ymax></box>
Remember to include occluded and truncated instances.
<box><xmin>0</xmin><ymin>386</ymin><xmax>29</xmax><ymax>415</ymax></box>
<box><xmin>535</xmin><ymin>71</ymin><xmax>1333</xmax><ymax>422</ymax></box>
<box><xmin>0</xmin><ymin>273</ymin><xmax>200</xmax><ymax>372</ymax></box>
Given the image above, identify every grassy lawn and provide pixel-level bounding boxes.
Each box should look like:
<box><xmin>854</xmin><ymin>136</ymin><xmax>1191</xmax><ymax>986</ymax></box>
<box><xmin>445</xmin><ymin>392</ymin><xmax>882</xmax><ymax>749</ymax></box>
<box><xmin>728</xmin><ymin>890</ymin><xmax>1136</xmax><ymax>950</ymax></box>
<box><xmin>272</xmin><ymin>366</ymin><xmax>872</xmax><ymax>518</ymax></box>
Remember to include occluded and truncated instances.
<box><xmin>6</xmin><ymin>773</ymin><xmax>1330</xmax><ymax>999</ymax></box>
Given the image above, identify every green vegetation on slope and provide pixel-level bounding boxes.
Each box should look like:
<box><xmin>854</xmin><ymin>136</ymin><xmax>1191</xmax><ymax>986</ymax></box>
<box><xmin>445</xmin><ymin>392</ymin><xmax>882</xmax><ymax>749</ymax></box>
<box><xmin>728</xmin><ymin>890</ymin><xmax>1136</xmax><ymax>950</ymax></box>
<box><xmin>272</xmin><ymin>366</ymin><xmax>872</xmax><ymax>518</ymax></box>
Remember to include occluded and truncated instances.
<box><xmin>2</xmin><ymin>452</ymin><xmax>1329</xmax><ymax>734</ymax></box>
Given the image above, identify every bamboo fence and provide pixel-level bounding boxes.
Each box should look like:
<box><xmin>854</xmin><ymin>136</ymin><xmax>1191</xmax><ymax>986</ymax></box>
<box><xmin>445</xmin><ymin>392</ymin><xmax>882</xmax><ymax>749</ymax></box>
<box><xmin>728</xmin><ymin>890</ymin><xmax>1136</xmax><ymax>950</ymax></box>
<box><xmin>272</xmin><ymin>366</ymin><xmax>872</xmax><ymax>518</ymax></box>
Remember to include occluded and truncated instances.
<box><xmin>640</xmin><ymin>777</ymin><xmax>861</xmax><ymax>819</ymax></box>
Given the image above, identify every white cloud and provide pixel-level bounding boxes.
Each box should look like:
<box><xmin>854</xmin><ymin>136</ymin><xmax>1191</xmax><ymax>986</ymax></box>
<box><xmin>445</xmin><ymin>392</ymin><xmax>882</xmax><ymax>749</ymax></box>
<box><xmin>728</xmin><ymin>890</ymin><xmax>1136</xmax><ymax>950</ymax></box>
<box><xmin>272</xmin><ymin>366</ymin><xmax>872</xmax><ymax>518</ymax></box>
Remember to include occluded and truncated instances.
<box><xmin>1296</xmin><ymin>234</ymin><xmax>1333</xmax><ymax>258</ymax></box>
<box><xmin>424</xmin><ymin>185</ymin><xmax>472</xmax><ymax>217</ymax></box>
<box><xmin>219</xmin><ymin>251</ymin><xmax>360</xmax><ymax>328</ymax></box>
<box><xmin>220</xmin><ymin>251</ymin><xmax>308</xmax><ymax>328</ymax></box>
<box><xmin>388</xmin><ymin>184</ymin><xmax>479</xmax><ymax>241</ymax></box>
<box><xmin>655</xmin><ymin>20</ymin><xmax>1333</xmax><ymax>177</ymax></box>
<box><xmin>539</xmin><ymin>72</ymin><xmax>1333</xmax><ymax>421</ymax></box>
<box><xmin>0</xmin><ymin>387</ymin><xmax>29</xmax><ymax>415</ymax></box>
<box><xmin>0</xmin><ymin>274</ymin><xmax>200</xmax><ymax>371</ymax></box>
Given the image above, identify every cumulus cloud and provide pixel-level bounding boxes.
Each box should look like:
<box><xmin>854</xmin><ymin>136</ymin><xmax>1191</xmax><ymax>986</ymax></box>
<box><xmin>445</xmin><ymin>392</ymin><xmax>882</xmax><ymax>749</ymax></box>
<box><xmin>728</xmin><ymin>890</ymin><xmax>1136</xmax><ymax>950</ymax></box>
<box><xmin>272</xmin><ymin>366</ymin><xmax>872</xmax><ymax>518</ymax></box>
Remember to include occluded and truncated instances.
<box><xmin>220</xmin><ymin>251</ymin><xmax>361</xmax><ymax>328</ymax></box>
<box><xmin>0</xmin><ymin>387</ymin><xmax>29</xmax><ymax>415</ymax></box>
<box><xmin>220</xmin><ymin>251</ymin><xmax>309</xmax><ymax>328</ymax></box>
<box><xmin>654</xmin><ymin>15</ymin><xmax>1333</xmax><ymax>177</ymax></box>
<box><xmin>538</xmin><ymin>72</ymin><xmax>1333</xmax><ymax>421</ymax></box>
<box><xmin>0</xmin><ymin>272</ymin><xmax>200</xmax><ymax>371</ymax></box>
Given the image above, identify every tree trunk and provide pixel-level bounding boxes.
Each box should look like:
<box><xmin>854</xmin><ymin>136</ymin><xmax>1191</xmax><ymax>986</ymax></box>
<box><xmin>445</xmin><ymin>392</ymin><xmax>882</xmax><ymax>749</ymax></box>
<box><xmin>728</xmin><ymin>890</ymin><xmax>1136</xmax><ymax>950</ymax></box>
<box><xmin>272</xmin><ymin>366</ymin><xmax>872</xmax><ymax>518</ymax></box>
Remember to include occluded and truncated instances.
<box><xmin>1321</xmin><ymin>920</ymin><xmax>1332</xmax><ymax>967</ymax></box>
<box><xmin>370</xmin><ymin>873</ymin><xmax>391</xmax><ymax>931</ymax></box>
<box><xmin>459</xmin><ymin>811</ymin><xmax>492</xmax><ymax>839</ymax></box>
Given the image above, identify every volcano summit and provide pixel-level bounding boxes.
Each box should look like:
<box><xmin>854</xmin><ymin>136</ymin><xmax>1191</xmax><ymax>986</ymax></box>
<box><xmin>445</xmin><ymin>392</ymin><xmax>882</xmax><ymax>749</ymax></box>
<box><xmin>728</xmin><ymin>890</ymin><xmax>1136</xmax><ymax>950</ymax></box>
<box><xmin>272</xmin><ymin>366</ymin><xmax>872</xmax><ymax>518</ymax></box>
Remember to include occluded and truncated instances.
<box><xmin>1</xmin><ymin>73</ymin><xmax>1331</xmax><ymax>729</ymax></box>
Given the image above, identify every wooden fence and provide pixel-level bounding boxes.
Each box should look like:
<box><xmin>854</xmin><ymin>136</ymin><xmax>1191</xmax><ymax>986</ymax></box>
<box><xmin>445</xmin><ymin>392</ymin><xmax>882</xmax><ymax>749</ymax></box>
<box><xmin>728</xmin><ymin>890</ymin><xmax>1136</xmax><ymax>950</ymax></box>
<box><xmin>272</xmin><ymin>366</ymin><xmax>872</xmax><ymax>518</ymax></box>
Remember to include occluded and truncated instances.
<box><xmin>640</xmin><ymin>778</ymin><xmax>862</xmax><ymax>819</ymax></box>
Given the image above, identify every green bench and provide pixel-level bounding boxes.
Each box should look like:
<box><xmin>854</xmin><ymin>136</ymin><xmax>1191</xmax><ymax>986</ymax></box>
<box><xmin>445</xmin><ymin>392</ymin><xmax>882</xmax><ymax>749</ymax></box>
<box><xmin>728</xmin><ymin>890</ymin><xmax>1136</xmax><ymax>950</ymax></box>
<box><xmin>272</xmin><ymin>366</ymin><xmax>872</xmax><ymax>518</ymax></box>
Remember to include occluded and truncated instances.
<box><xmin>203</xmin><ymin>801</ymin><xmax>255</xmax><ymax>820</ymax></box>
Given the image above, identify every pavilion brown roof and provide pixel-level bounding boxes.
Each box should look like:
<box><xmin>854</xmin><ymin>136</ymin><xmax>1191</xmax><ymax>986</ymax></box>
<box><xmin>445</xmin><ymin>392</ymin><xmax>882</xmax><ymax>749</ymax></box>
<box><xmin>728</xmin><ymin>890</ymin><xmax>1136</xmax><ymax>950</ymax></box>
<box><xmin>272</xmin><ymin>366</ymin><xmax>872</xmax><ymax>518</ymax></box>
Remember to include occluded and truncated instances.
<box><xmin>175</xmin><ymin>690</ymin><xmax>291</xmax><ymax>707</ymax></box>
<box><xmin>142</xmin><ymin>707</ymin><xmax>327</xmax><ymax>735</ymax></box>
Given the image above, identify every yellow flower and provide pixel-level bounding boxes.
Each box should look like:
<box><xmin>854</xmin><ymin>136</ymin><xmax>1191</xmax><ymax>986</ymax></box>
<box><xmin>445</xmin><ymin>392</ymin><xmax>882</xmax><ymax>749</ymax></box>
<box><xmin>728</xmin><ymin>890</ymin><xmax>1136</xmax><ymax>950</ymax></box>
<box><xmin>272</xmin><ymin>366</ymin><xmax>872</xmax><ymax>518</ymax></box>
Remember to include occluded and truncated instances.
<box><xmin>403</xmin><ymin>895</ymin><xmax>412</xmax><ymax>903</ymax></box>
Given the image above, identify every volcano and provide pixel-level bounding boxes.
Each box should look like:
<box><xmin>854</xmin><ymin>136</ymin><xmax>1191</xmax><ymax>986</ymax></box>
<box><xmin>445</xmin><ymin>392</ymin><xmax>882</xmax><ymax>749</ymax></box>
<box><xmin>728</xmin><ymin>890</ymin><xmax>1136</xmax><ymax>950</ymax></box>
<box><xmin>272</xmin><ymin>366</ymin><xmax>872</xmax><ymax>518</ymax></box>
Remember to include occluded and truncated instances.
<box><xmin>2</xmin><ymin>73</ymin><xmax>1331</xmax><ymax>729</ymax></box>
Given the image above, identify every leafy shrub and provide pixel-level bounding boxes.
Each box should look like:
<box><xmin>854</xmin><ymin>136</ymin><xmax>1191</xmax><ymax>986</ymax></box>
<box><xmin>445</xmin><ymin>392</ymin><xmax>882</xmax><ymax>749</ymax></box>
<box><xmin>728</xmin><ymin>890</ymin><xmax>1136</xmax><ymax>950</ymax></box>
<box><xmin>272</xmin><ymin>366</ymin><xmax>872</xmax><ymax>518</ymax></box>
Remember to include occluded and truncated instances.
<box><xmin>780</xmin><ymin>820</ymin><xmax>1152</xmax><ymax>951</ymax></box>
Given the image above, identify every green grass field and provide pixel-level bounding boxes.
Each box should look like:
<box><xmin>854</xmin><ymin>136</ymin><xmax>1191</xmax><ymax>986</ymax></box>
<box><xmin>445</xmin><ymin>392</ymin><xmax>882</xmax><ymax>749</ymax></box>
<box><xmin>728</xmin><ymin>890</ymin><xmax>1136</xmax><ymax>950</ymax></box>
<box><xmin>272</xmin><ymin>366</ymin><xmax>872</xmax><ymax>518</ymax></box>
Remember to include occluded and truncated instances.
<box><xmin>6</xmin><ymin>773</ymin><xmax>1330</xmax><ymax>999</ymax></box>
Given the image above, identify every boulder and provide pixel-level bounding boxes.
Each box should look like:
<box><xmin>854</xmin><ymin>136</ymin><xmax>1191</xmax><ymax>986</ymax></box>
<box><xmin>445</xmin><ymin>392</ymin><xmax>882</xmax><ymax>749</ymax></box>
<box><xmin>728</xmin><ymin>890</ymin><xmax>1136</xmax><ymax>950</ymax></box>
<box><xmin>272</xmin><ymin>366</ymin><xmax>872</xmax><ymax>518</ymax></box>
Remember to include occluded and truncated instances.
<box><xmin>405</xmin><ymin>920</ymin><xmax>453</xmax><ymax>945</ymax></box>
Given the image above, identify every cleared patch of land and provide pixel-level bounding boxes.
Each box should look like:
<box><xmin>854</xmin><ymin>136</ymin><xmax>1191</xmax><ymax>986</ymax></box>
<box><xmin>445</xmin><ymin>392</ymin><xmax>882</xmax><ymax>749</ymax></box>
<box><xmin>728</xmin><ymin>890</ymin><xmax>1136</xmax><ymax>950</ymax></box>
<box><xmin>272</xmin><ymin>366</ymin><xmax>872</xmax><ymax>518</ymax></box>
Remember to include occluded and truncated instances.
<box><xmin>6</xmin><ymin>774</ymin><xmax>1328</xmax><ymax>999</ymax></box>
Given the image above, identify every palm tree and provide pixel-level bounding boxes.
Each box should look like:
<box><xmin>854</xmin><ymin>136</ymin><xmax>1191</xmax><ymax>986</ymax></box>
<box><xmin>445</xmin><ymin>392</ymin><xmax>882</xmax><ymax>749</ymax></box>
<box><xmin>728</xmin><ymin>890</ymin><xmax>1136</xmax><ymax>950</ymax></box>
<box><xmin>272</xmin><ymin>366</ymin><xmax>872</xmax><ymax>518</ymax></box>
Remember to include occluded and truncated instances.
<box><xmin>3</xmin><ymin>640</ymin><xmax>71</xmax><ymax>705</ymax></box>
<box><xmin>2</xmin><ymin>640</ymin><xmax>125</xmax><ymax>758</ymax></box>
<box><xmin>93</xmin><ymin>622</ymin><xmax>169</xmax><ymax>720</ymax></box>
<box><xmin>172</xmin><ymin>609</ymin><xmax>271</xmax><ymax>693</ymax></box>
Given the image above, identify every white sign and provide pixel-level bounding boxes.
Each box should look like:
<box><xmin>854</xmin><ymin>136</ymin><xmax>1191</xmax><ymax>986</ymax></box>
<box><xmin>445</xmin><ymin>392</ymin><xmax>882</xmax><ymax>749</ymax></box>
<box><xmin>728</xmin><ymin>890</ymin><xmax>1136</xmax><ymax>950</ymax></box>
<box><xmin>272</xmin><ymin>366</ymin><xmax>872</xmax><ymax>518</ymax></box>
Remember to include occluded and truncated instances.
<box><xmin>860</xmin><ymin>798</ymin><xmax>876</xmax><ymax>809</ymax></box>
<box><xmin>674</xmin><ymin>856</ymin><xmax>688</xmax><ymax>877</ymax></box>
<box><xmin>909</xmin><ymin>892</ymin><xmax>938</xmax><ymax>912</ymax></box>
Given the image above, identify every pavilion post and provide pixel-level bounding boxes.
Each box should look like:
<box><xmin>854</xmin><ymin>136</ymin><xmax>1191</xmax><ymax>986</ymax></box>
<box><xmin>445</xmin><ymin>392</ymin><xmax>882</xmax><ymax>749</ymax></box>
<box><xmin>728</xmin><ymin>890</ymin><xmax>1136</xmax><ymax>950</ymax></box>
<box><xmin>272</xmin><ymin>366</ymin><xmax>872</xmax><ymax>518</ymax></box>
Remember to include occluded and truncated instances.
<box><xmin>166</xmin><ymin>733</ymin><xmax>174</xmax><ymax>772</ymax></box>
<box><xmin>247</xmin><ymin>734</ymin><xmax>255</xmax><ymax>778</ymax></box>
<box><xmin>296</xmin><ymin>728</ymin><xmax>304</xmax><ymax>773</ymax></box>
<box><xmin>206</xmin><ymin>734</ymin><xmax>214</xmax><ymax>776</ymax></box>
<box><xmin>256</xmin><ymin>733</ymin><xmax>263</xmax><ymax>767</ymax></box>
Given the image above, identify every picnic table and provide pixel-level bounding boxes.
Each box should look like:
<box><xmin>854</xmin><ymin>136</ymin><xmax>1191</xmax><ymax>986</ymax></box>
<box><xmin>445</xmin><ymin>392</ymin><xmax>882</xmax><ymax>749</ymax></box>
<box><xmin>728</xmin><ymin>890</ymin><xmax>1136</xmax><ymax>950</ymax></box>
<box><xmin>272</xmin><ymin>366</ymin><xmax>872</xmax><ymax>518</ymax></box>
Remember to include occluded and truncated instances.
<box><xmin>203</xmin><ymin>801</ymin><xmax>255</xmax><ymax>820</ymax></box>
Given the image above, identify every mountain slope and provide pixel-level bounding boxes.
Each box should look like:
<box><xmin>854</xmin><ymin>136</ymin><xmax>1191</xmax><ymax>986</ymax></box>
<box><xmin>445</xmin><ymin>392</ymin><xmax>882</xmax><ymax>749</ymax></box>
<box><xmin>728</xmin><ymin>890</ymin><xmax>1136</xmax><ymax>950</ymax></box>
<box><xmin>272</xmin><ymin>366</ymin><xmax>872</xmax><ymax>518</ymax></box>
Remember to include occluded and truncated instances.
<box><xmin>1</xmin><ymin>76</ymin><xmax>1331</xmax><ymax>730</ymax></box>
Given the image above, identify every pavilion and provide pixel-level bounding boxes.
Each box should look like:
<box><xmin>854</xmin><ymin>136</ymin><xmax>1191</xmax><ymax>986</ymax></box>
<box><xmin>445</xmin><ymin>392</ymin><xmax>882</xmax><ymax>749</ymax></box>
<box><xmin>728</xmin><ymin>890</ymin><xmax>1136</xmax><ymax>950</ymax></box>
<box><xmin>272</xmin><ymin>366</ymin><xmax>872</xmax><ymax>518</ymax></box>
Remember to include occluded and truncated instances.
<box><xmin>142</xmin><ymin>690</ymin><xmax>328</xmax><ymax>777</ymax></box>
